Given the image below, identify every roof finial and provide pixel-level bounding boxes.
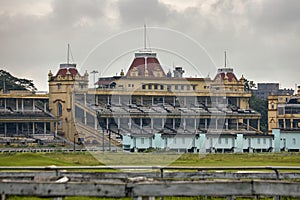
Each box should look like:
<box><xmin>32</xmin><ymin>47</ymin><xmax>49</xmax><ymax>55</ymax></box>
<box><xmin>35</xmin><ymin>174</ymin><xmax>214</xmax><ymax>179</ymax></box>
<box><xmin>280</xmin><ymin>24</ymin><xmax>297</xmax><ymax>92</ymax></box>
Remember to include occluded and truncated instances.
<box><xmin>144</xmin><ymin>24</ymin><xmax>147</xmax><ymax>50</ymax></box>
<box><xmin>67</xmin><ymin>43</ymin><xmax>70</xmax><ymax>65</ymax></box>
<box><xmin>224</xmin><ymin>50</ymin><xmax>227</xmax><ymax>68</ymax></box>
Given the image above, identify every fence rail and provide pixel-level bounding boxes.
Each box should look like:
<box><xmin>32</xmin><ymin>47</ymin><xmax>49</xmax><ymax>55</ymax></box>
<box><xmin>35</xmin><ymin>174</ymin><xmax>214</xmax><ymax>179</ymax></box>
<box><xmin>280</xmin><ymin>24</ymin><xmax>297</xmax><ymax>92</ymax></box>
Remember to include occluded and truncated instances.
<box><xmin>0</xmin><ymin>166</ymin><xmax>299</xmax><ymax>199</ymax></box>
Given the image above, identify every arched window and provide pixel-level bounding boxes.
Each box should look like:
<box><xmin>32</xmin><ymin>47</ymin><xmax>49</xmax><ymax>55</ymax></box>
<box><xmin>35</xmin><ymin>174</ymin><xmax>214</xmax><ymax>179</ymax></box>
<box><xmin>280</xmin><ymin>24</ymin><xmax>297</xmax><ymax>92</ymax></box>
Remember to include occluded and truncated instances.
<box><xmin>57</xmin><ymin>103</ymin><xmax>62</xmax><ymax>116</ymax></box>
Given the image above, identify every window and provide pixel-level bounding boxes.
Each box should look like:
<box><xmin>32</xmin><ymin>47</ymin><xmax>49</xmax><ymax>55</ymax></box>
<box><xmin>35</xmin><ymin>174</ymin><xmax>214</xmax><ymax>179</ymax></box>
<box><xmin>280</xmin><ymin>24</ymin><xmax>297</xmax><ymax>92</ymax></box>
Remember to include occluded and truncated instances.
<box><xmin>149</xmin><ymin>84</ymin><xmax>152</xmax><ymax>89</ymax></box>
<box><xmin>141</xmin><ymin>138</ymin><xmax>145</xmax><ymax>144</ymax></box>
<box><xmin>218</xmin><ymin>138</ymin><xmax>222</xmax><ymax>144</ymax></box>
<box><xmin>175</xmin><ymin>85</ymin><xmax>178</xmax><ymax>90</ymax></box>
<box><xmin>257</xmin><ymin>138</ymin><xmax>261</xmax><ymax>144</ymax></box>
<box><xmin>263</xmin><ymin>138</ymin><xmax>266</xmax><ymax>144</ymax></box>
<box><xmin>160</xmin><ymin>85</ymin><xmax>164</xmax><ymax>90</ymax></box>
<box><xmin>154</xmin><ymin>84</ymin><xmax>158</xmax><ymax>90</ymax></box>
<box><xmin>57</xmin><ymin>83</ymin><xmax>61</xmax><ymax>90</ymax></box>
<box><xmin>181</xmin><ymin>85</ymin><xmax>184</xmax><ymax>90</ymax></box>
<box><xmin>57</xmin><ymin>103</ymin><xmax>63</xmax><ymax>116</ymax></box>
<box><xmin>167</xmin><ymin>85</ymin><xmax>171</xmax><ymax>91</ymax></box>
<box><xmin>192</xmin><ymin>85</ymin><xmax>196</xmax><ymax>91</ymax></box>
<box><xmin>142</xmin><ymin>85</ymin><xmax>146</xmax><ymax>90</ymax></box>
<box><xmin>187</xmin><ymin>85</ymin><xmax>190</xmax><ymax>90</ymax></box>
<box><xmin>293</xmin><ymin>138</ymin><xmax>296</xmax><ymax>145</ymax></box>
<box><xmin>225</xmin><ymin>138</ymin><xmax>228</xmax><ymax>144</ymax></box>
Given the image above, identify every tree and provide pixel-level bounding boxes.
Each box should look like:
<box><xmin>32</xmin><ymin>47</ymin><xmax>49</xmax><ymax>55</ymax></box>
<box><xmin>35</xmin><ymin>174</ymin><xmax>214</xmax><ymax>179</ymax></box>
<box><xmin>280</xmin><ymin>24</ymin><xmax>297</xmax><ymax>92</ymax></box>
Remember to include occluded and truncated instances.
<box><xmin>244</xmin><ymin>79</ymin><xmax>256</xmax><ymax>91</ymax></box>
<box><xmin>0</xmin><ymin>70</ymin><xmax>37</xmax><ymax>91</ymax></box>
<box><xmin>245</xmin><ymin>79</ymin><xmax>268</xmax><ymax>133</ymax></box>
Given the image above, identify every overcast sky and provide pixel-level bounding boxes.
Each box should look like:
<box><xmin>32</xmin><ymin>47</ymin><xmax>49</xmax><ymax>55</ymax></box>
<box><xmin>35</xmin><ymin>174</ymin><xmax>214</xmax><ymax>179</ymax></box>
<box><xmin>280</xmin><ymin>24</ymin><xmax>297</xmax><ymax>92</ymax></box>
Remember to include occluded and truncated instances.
<box><xmin>0</xmin><ymin>0</ymin><xmax>299</xmax><ymax>91</ymax></box>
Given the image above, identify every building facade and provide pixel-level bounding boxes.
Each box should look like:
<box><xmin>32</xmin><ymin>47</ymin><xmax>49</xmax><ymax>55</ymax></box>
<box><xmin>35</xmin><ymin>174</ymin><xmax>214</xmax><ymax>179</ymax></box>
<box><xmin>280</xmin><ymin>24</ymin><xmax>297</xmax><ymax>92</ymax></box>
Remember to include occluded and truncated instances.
<box><xmin>268</xmin><ymin>86</ymin><xmax>300</xmax><ymax>133</ymax></box>
<box><xmin>0</xmin><ymin>90</ymin><xmax>58</xmax><ymax>139</ymax></box>
<box><xmin>253</xmin><ymin>83</ymin><xmax>294</xmax><ymax>100</ymax></box>
<box><xmin>73</xmin><ymin>50</ymin><xmax>263</xmax><ymax>149</ymax></box>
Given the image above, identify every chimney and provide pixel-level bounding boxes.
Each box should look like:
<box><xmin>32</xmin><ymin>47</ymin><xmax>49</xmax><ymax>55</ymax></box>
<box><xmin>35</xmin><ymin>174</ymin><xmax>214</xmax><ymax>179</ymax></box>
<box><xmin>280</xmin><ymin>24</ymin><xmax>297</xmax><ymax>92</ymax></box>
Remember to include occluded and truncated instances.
<box><xmin>173</xmin><ymin>67</ymin><xmax>184</xmax><ymax>78</ymax></box>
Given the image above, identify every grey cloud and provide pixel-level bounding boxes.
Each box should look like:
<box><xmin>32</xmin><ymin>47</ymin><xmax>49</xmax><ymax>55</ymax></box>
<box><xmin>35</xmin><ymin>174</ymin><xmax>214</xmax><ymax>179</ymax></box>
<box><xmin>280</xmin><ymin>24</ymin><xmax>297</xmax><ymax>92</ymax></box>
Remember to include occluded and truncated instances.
<box><xmin>0</xmin><ymin>0</ymin><xmax>299</xmax><ymax>90</ymax></box>
<box><xmin>118</xmin><ymin>0</ymin><xmax>173</xmax><ymax>25</ymax></box>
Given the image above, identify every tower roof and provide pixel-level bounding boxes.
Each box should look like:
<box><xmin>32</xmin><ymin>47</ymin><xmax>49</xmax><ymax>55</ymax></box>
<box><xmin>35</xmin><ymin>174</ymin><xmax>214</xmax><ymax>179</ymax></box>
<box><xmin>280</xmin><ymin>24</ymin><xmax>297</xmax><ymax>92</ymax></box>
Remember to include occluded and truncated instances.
<box><xmin>213</xmin><ymin>67</ymin><xmax>238</xmax><ymax>82</ymax></box>
<box><xmin>55</xmin><ymin>63</ymin><xmax>80</xmax><ymax>77</ymax></box>
<box><xmin>125</xmin><ymin>51</ymin><xmax>166</xmax><ymax>78</ymax></box>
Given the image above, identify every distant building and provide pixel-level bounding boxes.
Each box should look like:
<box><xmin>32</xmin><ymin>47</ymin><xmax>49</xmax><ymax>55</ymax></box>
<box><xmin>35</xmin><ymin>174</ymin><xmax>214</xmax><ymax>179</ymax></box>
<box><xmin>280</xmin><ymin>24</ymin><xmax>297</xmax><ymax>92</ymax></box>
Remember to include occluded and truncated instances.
<box><xmin>253</xmin><ymin>83</ymin><xmax>294</xmax><ymax>100</ymax></box>
<box><xmin>268</xmin><ymin>85</ymin><xmax>300</xmax><ymax>133</ymax></box>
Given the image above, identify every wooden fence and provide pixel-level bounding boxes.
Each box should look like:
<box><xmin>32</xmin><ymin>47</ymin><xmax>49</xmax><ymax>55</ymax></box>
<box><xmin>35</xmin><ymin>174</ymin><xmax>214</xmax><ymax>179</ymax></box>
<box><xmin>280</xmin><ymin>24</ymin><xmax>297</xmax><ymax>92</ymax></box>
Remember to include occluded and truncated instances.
<box><xmin>0</xmin><ymin>166</ymin><xmax>299</xmax><ymax>199</ymax></box>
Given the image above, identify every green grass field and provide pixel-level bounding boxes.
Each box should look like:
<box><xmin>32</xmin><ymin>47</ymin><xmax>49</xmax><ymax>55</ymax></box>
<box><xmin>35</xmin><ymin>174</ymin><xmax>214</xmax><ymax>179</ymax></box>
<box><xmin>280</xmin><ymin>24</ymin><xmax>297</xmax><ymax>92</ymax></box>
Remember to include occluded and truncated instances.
<box><xmin>0</xmin><ymin>152</ymin><xmax>299</xmax><ymax>166</ymax></box>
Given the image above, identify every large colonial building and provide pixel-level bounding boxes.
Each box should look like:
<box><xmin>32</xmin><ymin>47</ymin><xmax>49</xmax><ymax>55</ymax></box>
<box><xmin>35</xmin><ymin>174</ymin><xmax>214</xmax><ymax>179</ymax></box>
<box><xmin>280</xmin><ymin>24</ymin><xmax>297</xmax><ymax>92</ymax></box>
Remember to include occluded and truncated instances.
<box><xmin>1</xmin><ymin>48</ymin><xmax>265</xmax><ymax>150</ymax></box>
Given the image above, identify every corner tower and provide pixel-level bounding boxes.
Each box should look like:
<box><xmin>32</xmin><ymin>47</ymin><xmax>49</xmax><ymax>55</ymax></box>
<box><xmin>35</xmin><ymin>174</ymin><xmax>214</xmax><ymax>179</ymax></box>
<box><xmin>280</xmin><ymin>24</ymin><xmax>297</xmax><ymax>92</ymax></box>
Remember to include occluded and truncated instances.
<box><xmin>48</xmin><ymin>63</ymin><xmax>88</xmax><ymax>141</ymax></box>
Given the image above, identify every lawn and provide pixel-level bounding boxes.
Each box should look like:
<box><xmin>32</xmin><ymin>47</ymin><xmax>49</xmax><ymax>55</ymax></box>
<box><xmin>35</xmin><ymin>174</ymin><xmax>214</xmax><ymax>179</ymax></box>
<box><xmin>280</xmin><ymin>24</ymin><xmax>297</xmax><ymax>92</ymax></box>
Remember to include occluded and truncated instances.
<box><xmin>0</xmin><ymin>152</ymin><xmax>299</xmax><ymax>166</ymax></box>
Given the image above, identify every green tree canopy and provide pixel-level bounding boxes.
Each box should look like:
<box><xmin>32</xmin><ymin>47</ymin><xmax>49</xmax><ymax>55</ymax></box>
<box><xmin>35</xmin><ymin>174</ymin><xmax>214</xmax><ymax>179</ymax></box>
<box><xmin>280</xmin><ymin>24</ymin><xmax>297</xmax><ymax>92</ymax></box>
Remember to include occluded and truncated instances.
<box><xmin>245</xmin><ymin>79</ymin><xmax>268</xmax><ymax>133</ymax></box>
<box><xmin>0</xmin><ymin>69</ymin><xmax>37</xmax><ymax>91</ymax></box>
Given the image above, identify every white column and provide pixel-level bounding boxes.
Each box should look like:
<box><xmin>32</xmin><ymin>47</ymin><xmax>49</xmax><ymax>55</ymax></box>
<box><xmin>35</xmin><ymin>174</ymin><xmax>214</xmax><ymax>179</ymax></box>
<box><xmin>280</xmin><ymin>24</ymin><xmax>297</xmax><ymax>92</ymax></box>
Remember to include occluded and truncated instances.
<box><xmin>215</xmin><ymin>118</ymin><xmax>218</xmax><ymax>130</ymax></box>
<box><xmin>140</xmin><ymin>118</ymin><xmax>143</xmax><ymax>130</ymax></box>
<box><xmin>183</xmin><ymin>118</ymin><xmax>186</xmax><ymax>130</ymax></box>
<box><xmin>95</xmin><ymin>95</ymin><xmax>99</xmax><ymax>105</ymax></box>
<box><xmin>128</xmin><ymin>118</ymin><xmax>132</xmax><ymax>129</ymax></box>
<box><xmin>162</xmin><ymin>118</ymin><xmax>165</xmax><ymax>128</ymax></box>
<box><xmin>151</xmin><ymin>118</ymin><xmax>154</xmax><ymax>129</ymax></box>
<box><xmin>32</xmin><ymin>122</ymin><xmax>35</xmax><ymax>135</ymax></box>
<box><xmin>194</xmin><ymin>118</ymin><xmax>197</xmax><ymax>130</ymax></box>
<box><xmin>141</xmin><ymin>96</ymin><xmax>143</xmax><ymax>105</ymax></box>
<box><xmin>173</xmin><ymin>97</ymin><xmax>176</xmax><ymax>106</ymax></box>
<box><xmin>55</xmin><ymin>122</ymin><xmax>58</xmax><ymax>137</ymax></box>
<box><xmin>4</xmin><ymin>99</ymin><xmax>6</xmax><ymax>111</ymax></box>
<box><xmin>117</xmin><ymin>117</ymin><xmax>120</xmax><ymax>129</ymax></box>
<box><xmin>162</xmin><ymin>97</ymin><xmax>165</xmax><ymax>105</ymax></box>
<box><xmin>32</xmin><ymin>99</ymin><xmax>35</xmax><ymax>111</ymax></box>
<box><xmin>44</xmin><ymin>102</ymin><xmax>47</xmax><ymax>112</ymax></box>
<box><xmin>152</xmin><ymin>96</ymin><xmax>154</xmax><ymax>106</ymax></box>
<box><xmin>44</xmin><ymin>122</ymin><xmax>47</xmax><ymax>134</ymax></box>
<box><xmin>16</xmin><ymin>99</ymin><xmax>18</xmax><ymax>111</ymax></box>
<box><xmin>225</xmin><ymin>119</ymin><xmax>229</xmax><ymax>130</ymax></box>
<box><xmin>106</xmin><ymin>118</ymin><xmax>109</xmax><ymax>130</ymax></box>
<box><xmin>172</xmin><ymin>118</ymin><xmax>175</xmax><ymax>129</ymax></box>
<box><xmin>236</xmin><ymin>119</ymin><xmax>239</xmax><ymax>130</ymax></box>
<box><xmin>205</xmin><ymin>118</ymin><xmax>208</xmax><ymax>130</ymax></box>
<box><xmin>257</xmin><ymin>120</ymin><xmax>260</xmax><ymax>132</ymax></box>
<box><xmin>184</xmin><ymin>96</ymin><xmax>187</xmax><ymax>106</ymax></box>
<box><xmin>16</xmin><ymin>123</ymin><xmax>19</xmax><ymax>135</ymax></box>
<box><xmin>247</xmin><ymin>119</ymin><xmax>250</xmax><ymax>131</ymax></box>
<box><xmin>84</xmin><ymin>93</ymin><xmax>87</xmax><ymax>106</ymax></box>
<box><xmin>21</xmin><ymin>99</ymin><xmax>24</xmax><ymax>112</ymax></box>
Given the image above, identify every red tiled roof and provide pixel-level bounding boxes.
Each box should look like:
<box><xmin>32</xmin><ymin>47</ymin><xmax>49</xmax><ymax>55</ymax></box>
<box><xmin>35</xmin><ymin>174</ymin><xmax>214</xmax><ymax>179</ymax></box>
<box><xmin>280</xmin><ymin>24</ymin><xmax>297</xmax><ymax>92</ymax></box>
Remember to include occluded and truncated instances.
<box><xmin>214</xmin><ymin>72</ymin><xmax>237</xmax><ymax>82</ymax></box>
<box><xmin>125</xmin><ymin>57</ymin><xmax>166</xmax><ymax>77</ymax></box>
<box><xmin>55</xmin><ymin>68</ymin><xmax>80</xmax><ymax>77</ymax></box>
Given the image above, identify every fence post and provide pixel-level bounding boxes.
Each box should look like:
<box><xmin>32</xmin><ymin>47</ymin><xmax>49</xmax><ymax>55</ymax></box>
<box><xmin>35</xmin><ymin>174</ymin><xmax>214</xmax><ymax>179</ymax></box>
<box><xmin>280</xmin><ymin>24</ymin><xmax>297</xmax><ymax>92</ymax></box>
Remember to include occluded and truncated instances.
<box><xmin>1</xmin><ymin>193</ymin><xmax>6</xmax><ymax>200</ymax></box>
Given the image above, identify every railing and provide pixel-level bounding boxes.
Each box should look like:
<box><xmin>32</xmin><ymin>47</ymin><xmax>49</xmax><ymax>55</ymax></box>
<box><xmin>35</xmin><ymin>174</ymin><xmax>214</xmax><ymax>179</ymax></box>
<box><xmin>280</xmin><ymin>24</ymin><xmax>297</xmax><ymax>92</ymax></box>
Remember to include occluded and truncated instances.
<box><xmin>0</xmin><ymin>166</ymin><xmax>299</xmax><ymax>199</ymax></box>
